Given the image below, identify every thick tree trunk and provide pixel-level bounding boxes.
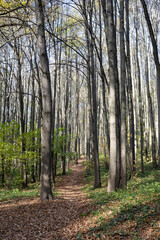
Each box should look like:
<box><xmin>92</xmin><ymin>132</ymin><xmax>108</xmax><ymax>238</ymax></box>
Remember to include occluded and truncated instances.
<box><xmin>36</xmin><ymin>0</ymin><xmax>53</xmax><ymax>200</ymax></box>
<box><xmin>102</xmin><ymin>0</ymin><xmax>118</xmax><ymax>192</ymax></box>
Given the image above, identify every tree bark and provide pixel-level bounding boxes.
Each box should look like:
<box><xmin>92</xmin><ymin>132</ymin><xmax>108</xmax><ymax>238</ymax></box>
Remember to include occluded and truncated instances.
<box><xmin>75</xmin><ymin>57</ymin><xmax>80</xmax><ymax>164</ymax></box>
<box><xmin>145</xmin><ymin>57</ymin><xmax>157</xmax><ymax>167</ymax></box>
<box><xmin>120</xmin><ymin>0</ymin><xmax>127</xmax><ymax>189</ymax></box>
<box><xmin>36</xmin><ymin>0</ymin><xmax>53</xmax><ymax>200</ymax></box>
<box><xmin>140</xmin><ymin>0</ymin><xmax>160</xmax><ymax>167</ymax></box>
<box><xmin>135</xmin><ymin>22</ymin><xmax>144</xmax><ymax>174</ymax></box>
<box><xmin>89</xmin><ymin>0</ymin><xmax>101</xmax><ymax>188</ymax></box>
<box><xmin>125</xmin><ymin>0</ymin><xmax>136</xmax><ymax>175</ymax></box>
<box><xmin>102</xmin><ymin>0</ymin><xmax>118</xmax><ymax>192</ymax></box>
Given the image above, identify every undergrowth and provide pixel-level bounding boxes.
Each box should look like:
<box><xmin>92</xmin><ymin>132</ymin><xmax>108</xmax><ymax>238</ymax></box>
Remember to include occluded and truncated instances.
<box><xmin>80</xmin><ymin>156</ymin><xmax>160</xmax><ymax>239</ymax></box>
<box><xmin>0</xmin><ymin>183</ymin><xmax>40</xmax><ymax>202</ymax></box>
<box><xmin>0</xmin><ymin>164</ymin><xmax>72</xmax><ymax>202</ymax></box>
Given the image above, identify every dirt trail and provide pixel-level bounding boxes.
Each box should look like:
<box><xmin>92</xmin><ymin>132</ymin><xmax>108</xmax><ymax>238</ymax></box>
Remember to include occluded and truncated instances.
<box><xmin>57</xmin><ymin>157</ymin><xmax>87</xmax><ymax>201</ymax></box>
<box><xmin>0</xmin><ymin>157</ymin><xmax>95</xmax><ymax>240</ymax></box>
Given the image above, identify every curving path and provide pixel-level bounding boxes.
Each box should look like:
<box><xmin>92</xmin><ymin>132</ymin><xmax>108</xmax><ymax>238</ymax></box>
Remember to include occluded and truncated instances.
<box><xmin>0</xmin><ymin>157</ymin><xmax>96</xmax><ymax>240</ymax></box>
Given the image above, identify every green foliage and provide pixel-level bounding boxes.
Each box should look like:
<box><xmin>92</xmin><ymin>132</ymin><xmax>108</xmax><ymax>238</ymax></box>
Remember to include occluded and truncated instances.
<box><xmin>0</xmin><ymin>123</ymin><xmax>76</xmax><ymax>189</ymax></box>
<box><xmin>0</xmin><ymin>122</ymin><xmax>41</xmax><ymax>189</ymax></box>
<box><xmin>52</xmin><ymin>127</ymin><xmax>75</xmax><ymax>159</ymax></box>
<box><xmin>0</xmin><ymin>183</ymin><xmax>40</xmax><ymax>201</ymax></box>
<box><xmin>84</xmin><ymin>154</ymin><xmax>109</xmax><ymax>181</ymax></box>
<box><xmin>82</xmin><ymin>159</ymin><xmax>160</xmax><ymax>239</ymax></box>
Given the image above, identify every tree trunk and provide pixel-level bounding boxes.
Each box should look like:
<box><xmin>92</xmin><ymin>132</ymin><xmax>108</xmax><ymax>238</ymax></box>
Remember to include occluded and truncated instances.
<box><xmin>140</xmin><ymin>0</ymin><xmax>160</xmax><ymax>167</ymax></box>
<box><xmin>102</xmin><ymin>0</ymin><xmax>118</xmax><ymax>192</ymax></box>
<box><xmin>120</xmin><ymin>0</ymin><xmax>127</xmax><ymax>189</ymax></box>
<box><xmin>145</xmin><ymin>57</ymin><xmax>157</xmax><ymax>167</ymax></box>
<box><xmin>135</xmin><ymin>23</ymin><xmax>144</xmax><ymax>174</ymax></box>
<box><xmin>125</xmin><ymin>0</ymin><xmax>136</xmax><ymax>175</ymax></box>
<box><xmin>75</xmin><ymin>57</ymin><xmax>80</xmax><ymax>164</ymax></box>
<box><xmin>36</xmin><ymin>0</ymin><xmax>53</xmax><ymax>200</ymax></box>
<box><xmin>89</xmin><ymin>0</ymin><xmax>101</xmax><ymax>188</ymax></box>
<box><xmin>29</xmin><ymin>43</ymin><xmax>36</xmax><ymax>183</ymax></box>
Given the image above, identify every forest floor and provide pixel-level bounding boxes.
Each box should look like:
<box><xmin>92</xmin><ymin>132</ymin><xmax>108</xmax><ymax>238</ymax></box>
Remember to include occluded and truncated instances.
<box><xmin>0</xmin><ymin>157</ymin><xmax>160</xmax><ymax>240</ymax></box>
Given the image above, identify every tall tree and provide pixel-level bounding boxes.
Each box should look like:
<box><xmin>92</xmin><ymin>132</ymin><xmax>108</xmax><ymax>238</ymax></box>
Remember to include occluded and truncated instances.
<box><xmin>140</xmin><ymin>0</ymin><xmax>160</xmax><ymax>167</ymax></box>
<box><xmin>125</xmin><ymin>0</ymin><xmax>136</xmax><ymax>175</ymax></box>
<box><xmin>102</xmin><ymin>0</ymin><xmax>119</xmax><ymax>192</ymax></box>
<box><xmin>120</xmin><ymin>0</ymin><xmax>127</xmax><ymax>189</ymax></box>
<box><xmin>75</xmin><ymin>56</ymin><xmax>80</xmax><ymax>164</ymax></box>
<box><xmin>36</xmin><ymin>0</ymin><xmax>53</xmax><ymax>200</ymax></box>
<box><xmin>89</xmin><ymin>0</ymin><xmax>101</xmax><ymax>188</ymax></box>
<box><xmin>135</xmin><ymin>18</ymin><xmax>144</xmax><ymax>174</ymax></box>
<box><xmin>145</xmin><ymin>57</ymin><xmax>157</xmax><ymax>167</ymax></box>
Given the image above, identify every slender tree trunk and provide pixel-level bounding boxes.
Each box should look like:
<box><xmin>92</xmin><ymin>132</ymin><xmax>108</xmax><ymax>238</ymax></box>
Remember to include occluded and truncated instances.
<box><xmin>140</xmin><ymin>0</ymin><xmax>160</xmax><ymax>167</ymax></box>
<box><xmin>83</xmin><ymin>0</ymin><xmax>92</xmax><ymax>163</ymax></box>
<box><xmin>125</xmin><ymin>0</ymin><xmax>136</xmax><ymax>175</ymax></box>
<box><xmin>15</xmin><ymin>43</ymin><xmax>26</xmax><ymax>187</ymax></box>
<box><xmin>120</xmin><ymin>0</ymin><xmax>127</xmax><ymax>189</ymax></box>
<box><xmin>51</xmin><ymin>34</ymin><xmax>58</xmax><ymax>184</ymax></box>
<box><xmin>145</xmin><ymin>57</ymin><xmax>157</xmax><ymax>167</ymax></box>
<box><xmin>29</xmin><ymin>44</ymin><xmax>36</xmax><ymax>183</ymax></box>
<box><xmin>32</xmin><ymin>40</ymin><xmax>42</xmax><ymax>181</ymax></box>
<box><xmin>135</xmin><ymin>23</ymin><xmax>144</xmax><ymax>174</ymax></box>
<box><xmin>75</xmin><ymin>57</ymin><xmax>80</xmax><ymax>164</ymax></box>
<box><xmin>89</xmin><ymin>0</ymin><xmax>101</xmax><ymax>188</ymax></box>
<box><xmin>1</xmin><ymin>75</ymin><xmax>7</xmax><ymax>186</ymax></box>
<box><xmin>99</xmin><ymin>0</ymin><xmax>110</xmax><ymax>154</ymax></box>
<box><xmin>114</xmin><ymin>0</ymin><xmax>121</xmax><ymax>190</ymax></box>
<box><xmin>63</xmin><ymin>69</ymin><xmax>69</xmax><ymax>174</ymax></box>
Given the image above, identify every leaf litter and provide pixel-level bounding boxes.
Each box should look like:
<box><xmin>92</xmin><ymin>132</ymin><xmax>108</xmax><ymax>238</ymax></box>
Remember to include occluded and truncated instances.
<box><xmin>0</xmin><ymin>157</ymin><xmax>160</xmax><ymax>239</ymax></box>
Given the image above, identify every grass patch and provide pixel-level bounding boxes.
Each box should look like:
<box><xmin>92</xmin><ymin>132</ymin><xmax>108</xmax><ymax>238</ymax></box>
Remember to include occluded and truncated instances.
<box><xmin>0</xmin><ymin>182</ymin><xmax>62</xmax><ymax>202</ymax></box>
<box><xmin>0</xmin><ymin>182</ymin><xmax>40</xmax><ymax>202</ymax></box>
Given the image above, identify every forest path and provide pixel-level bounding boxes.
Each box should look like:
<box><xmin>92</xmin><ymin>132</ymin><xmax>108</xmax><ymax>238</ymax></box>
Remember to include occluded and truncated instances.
<box><xmin>0</xmin><ymin>157</ymin><xmax>96</xmax><ymax>240</ymax></box>
<box><xmin>56</xmin><ymin>156</ymin><xmax>87</xmax><ymax>201</ymax></box>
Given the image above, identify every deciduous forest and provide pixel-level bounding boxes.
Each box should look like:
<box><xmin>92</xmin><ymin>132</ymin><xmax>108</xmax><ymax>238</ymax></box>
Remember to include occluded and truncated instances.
<box><xmin>0</xmin><ymin>0</ymin><xmax>160</xmax><ymax>239</ymax></box>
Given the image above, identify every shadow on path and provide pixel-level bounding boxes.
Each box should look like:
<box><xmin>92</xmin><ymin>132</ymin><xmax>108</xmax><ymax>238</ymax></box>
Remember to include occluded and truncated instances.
<box><xmin>0</xmin><ymin>157</ymin><xmax>96</xmax><ymax>240</ymax></box>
